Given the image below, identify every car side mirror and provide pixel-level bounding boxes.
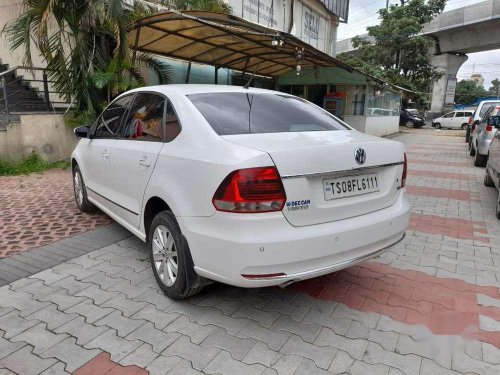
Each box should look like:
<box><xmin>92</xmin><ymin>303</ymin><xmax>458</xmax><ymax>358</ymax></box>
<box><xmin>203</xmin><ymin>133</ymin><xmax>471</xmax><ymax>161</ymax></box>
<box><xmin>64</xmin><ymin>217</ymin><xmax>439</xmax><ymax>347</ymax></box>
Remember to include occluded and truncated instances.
<box><xmin>488</xmin><ymin>116</ymin><xmax>500</xmax><ymax>128</ymax></box>
<box><xmin>74</xmin><ymin>126</ymin><xmax>90</xmax><ymax>138</ymax></box>
<box><xmin>474</xmin><ymin>119</ymin><xmax>480</xmax><ymax>125</ymax></box>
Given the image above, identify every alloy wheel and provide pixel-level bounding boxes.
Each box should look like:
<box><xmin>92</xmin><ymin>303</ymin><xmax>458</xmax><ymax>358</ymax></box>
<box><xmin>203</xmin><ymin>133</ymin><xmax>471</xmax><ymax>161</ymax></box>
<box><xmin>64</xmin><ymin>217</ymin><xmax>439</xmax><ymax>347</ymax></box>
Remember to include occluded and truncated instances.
<box><xmin>73</xmin><ymin>171</ymin><xmax>84</xmax><ymax>206</ymax></box>
<box><xmin>152</xmin><ymin>225</ymin><xmax>178</xmax><ymax>287</ymax></box>
<box><xmin>405</xmin><ymin>120</ymin><xmax>414</xmax><ymax>128</ymax></box>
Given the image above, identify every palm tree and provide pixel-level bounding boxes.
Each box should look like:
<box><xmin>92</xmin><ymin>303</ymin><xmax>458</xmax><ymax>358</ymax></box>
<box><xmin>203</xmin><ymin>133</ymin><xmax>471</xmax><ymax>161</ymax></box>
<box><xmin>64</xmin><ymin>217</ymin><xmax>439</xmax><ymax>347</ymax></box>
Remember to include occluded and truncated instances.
<box><xmin>3</xmin><ymin>0</ymin><xmax>230</xmax><ymax>122</ymax></box>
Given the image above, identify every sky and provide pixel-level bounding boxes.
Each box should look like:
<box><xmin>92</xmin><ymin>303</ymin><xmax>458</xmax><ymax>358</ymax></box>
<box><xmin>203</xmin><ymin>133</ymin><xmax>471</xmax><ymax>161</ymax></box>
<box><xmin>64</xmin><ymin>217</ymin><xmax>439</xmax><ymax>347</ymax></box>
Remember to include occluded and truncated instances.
<box><xmin>337</xmin><ymin>0</ymin><xmax>500</xmax><ymax>89</ymax></box>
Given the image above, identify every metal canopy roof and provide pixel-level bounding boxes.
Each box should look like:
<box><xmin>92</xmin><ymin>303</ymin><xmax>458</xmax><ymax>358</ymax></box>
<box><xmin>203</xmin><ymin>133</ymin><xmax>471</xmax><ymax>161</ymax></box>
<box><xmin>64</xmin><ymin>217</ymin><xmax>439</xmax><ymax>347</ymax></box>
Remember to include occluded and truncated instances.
<box><xmin>129</xmin><ymin>11</ymin><xmax>358</xmax><ymax>78</ymax></box>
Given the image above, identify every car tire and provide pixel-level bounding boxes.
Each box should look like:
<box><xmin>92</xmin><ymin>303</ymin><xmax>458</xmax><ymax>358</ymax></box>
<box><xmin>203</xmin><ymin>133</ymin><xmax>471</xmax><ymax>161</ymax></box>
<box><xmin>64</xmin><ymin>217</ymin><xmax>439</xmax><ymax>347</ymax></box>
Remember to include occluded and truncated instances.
<box><xmin>405</xmin><ymin>120</ymin><xmax>415</xmax><ymax>128</ymax></box>
<box><xmin>466</xmin><ymin>128</ymin><xmax>470</xmax><ymax>143</ymax></box>
<box><xmin>469</xmin><ymin>141</ymin><xmax>475</xmax><ymax>156</ymax></box>
<box><xmin>149</xmin><ymin>211</ymin><xmax>203</xmax><ymax>300</ymax></box>
<box><xmin>461</xmin><ymin>124</ymin><xmax>467</xmax><ymax>130</ymax></box>
<box><xmin>435</xmin><ymin>123</ymin><xmax>441</xmax><ymax>129</ymax></box>
<box><xmin>72</xmin><ymin>165</ymin><xmax>96</xmax><ymax>213</ymax></box>
<box><xmin>474</xmin><ymin>151</ymin><xmax>487</xmax><ymax>167</ymax></box>
<box><xmin>484</xmin><ymin>168</ymin><xmax>495</xmax><ymax>187</ymax></box>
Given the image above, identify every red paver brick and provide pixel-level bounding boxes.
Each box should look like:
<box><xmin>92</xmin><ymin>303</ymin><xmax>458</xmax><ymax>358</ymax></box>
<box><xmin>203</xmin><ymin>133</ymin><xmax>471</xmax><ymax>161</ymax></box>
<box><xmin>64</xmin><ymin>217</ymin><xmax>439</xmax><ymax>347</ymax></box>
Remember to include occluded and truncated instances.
<box><xmin>409</xmin><ymin>213</ymin><xmax>489</xmax><ymax>243</ymax></box>
<box><xmin>74</xmin><ymin>352</ymin><xmax>148</xmax><ymax>375</ymax></box>
<box><xmin>292</xmin><ymin>262</ymin><xmax>500</xmax><ymax>347</ymax></box>
<box><xmin>407</xmin><ymin>158</ymin><xmax>469</xmax><ymax>168</ymax></box>
<box><xmin>406</xmin><ymin>185</ymin><xmax>471</xmax><ymax>201</ymax></box>
<box><xmin>408</xmin><ymin>169</ymin><xmax>469</xmax><ymax>180</ymax></box>
<box><xmin>0</xmin><ymin>169</ymin><xmax>113</xmax><ymax>258</ymax></box>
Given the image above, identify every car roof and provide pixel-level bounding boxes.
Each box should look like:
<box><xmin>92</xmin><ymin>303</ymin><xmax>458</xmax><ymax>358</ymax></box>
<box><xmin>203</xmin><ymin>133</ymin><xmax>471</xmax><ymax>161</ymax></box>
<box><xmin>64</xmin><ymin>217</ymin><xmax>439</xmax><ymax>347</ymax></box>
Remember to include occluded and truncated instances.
<box><xmin>124</xmin><ymin>84</ymin><xmax>279</xmax><ymax>96</ymax></box>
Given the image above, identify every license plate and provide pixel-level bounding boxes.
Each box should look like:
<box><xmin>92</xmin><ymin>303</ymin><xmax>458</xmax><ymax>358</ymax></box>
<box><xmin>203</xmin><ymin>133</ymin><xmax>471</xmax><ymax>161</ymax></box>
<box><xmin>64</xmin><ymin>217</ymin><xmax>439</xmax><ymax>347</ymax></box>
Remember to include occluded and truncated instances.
<box><xmin>323</xmin><ymin>173</ymin><xmax>380</xmax><ymax>200</ymax></box>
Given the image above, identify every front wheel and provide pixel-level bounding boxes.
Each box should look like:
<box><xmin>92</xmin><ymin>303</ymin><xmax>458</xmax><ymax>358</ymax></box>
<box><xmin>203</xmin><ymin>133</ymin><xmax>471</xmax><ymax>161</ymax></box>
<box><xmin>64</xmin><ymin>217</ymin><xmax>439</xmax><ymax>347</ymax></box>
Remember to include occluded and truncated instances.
<box><xmin>405</xmin><ymin>120</ymin><xmax>415</xmax><ymax>128</ymax></box>
<box><xmin>469</xmin><ymin>141</ymin><xmax>475</xmax><ymax>156</ymax></box>
<box><xmin>435</xmin><ymin>123</ymin><xmax>441</xmax><ymax>129</ymax></box>
<box><xmin>474</xmin><ymin>151</ymin><xmax>487</xmax><ymax>167</ymax></box>
<box><xmin>461</xmin><ymin>124</ymin><xmax>467</xmax><ymax>130</ymax></box>
<box><xmin>149</xmin><ymin>211</ymin><xmax>203</xmax><ymax>299</ymax></box>
<box><xmin>484</xmin><ymin>169</ymin><xmax>495</xmax><ymax>187</ymax></box>
<box><xmin>73</xmin><ymin>165</ymin><xmax>95</xmax><ymax>213</ymax></box>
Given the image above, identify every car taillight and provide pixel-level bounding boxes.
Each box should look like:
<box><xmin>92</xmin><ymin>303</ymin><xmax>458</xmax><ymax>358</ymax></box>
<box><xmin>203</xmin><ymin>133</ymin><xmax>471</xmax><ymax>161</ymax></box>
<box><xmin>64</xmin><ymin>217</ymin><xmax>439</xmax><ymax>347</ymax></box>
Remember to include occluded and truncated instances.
<box><xmin>401</xmin><ymin>153</ymin><xmax>407</xmax><ymax>188</ymax></box>
<box><xmin>486</xmin><ymin>125</ymin><xmax>493</xmax><ymax>132</ymax></box>
<box><xmin>468</xmin><ymin>117</ymin><xmax>473</xmax><ymax>125</ymax></box>
<box><xmin>213</xmin><ymin>167</ymin><xmax>286</xmax><ymax>213</ymax></box>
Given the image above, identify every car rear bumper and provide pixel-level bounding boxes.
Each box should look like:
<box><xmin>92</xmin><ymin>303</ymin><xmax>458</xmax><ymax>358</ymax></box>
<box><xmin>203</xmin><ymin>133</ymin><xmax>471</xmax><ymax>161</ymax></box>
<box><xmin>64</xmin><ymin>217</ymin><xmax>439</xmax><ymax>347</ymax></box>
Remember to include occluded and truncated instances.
<box><xmin>179</xmin><ymin>191</ymin><xmax>410</xmax><ymax>287</ymax></box>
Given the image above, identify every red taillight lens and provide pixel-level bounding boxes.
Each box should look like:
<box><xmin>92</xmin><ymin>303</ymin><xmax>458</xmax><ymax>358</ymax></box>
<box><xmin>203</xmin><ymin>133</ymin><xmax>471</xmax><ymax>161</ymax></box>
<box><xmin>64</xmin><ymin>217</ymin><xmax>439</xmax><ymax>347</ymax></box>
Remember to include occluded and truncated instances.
<box><xmin>213</xmin><ymin>167</ymin><xmax>286</xmax><ymax>213</ymax></box>
<box><xmin>486</xmin><ymin>125</ymin><xmax>493</xmax><ymax>132</ymax></box>
<box><xmin>401</xmin><ymin>153</ymin><xmax>407</xmax><ymax>188</ymax></box>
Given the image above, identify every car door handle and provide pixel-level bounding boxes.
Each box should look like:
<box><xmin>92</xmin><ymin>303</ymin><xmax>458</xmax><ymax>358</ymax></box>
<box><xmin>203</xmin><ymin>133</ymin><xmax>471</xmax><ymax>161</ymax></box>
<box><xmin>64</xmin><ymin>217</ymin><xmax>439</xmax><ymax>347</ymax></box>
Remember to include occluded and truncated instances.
<box><xmin>139</xmin><ymin>158</ymin><xmax>151</xmax><ymax>167</ymax></box>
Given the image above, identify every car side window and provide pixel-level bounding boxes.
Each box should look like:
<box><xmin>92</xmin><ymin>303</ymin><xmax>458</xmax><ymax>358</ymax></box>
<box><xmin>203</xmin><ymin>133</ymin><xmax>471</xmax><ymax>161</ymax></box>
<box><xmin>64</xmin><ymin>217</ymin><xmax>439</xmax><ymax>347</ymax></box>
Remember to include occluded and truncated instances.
<box><xmin>121</xmin><ymin>93</ymin><xmax>166</xmax><ymax>142</ymax></box>
<box><xmin>443</xmin><ymin>113</ymin><xmax>454</xmax><ymax>118</ymax></box>
<box><xmin>93</xmin><ymin>95</ymin><xmax>133</xmax><ymax>138</ymax></box>
<box><xmin>165</xmin><ymin>100</ymin><xmax>181</xmax><ymax>142</ymax></box>
<box><xmin>455</xmin><ymin>112</ymin><xmax>464</xmax><ymax>117</ymax></box>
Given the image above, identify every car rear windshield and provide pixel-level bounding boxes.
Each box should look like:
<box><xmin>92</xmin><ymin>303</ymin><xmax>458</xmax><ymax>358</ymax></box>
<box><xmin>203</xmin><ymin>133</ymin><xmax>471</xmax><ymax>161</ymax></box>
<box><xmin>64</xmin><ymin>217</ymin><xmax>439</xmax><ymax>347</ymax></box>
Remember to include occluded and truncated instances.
<box><xmin>480</xmin><ymin>102</ymin><xmax>500</xmax><ymax>117</ymax></box>
<box><xmin>187</xmin><ymin>92</ymin><xmax>349</xmax><ymax>135</ymax></box>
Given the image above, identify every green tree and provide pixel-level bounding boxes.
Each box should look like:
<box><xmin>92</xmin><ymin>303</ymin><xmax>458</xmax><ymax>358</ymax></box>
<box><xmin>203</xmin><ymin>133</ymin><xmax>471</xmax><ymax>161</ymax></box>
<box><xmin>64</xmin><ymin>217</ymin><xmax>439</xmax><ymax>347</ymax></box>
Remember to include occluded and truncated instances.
<box><xmin>3</xmin><ymin>0</ymin><xmax>230</xmax><ymax>123</ymax></box>
<box><xmin>488</xmin><ymin>78</ymin><xmax>500</xmax><ymax>97</ymax></box>
<box><xmin>338</xmin><ymin>0</ymin><xmax>446</xmax><ymax>107</ymax></box>
<box><xmin>454</xmin><ymin>79</ymin><xmax>488</xmax><ymax>105</ymax></box>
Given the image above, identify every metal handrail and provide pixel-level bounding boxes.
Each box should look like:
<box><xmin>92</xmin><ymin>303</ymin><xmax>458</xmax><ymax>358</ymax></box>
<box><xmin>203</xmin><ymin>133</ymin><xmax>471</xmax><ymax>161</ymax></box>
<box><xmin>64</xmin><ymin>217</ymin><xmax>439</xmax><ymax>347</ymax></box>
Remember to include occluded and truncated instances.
<box><xmin>0</xmin><ymin>66</ymin><xmax>70</xmax><ymax>117</ymax></box>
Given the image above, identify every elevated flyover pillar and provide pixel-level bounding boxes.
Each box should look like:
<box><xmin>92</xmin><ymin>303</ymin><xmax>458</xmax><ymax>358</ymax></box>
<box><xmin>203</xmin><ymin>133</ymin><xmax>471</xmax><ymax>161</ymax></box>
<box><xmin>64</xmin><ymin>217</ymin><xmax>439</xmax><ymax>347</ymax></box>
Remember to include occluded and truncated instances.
<box><xmin>430</xmin><ymin>53</ymin><xmax>468</xmax><ymax>118</ymax></box>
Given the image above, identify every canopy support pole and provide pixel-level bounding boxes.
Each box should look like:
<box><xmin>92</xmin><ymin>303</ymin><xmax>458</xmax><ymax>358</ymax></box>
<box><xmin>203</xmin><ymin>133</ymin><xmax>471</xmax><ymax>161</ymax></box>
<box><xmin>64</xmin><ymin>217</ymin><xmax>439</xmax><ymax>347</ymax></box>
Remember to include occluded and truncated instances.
<box><xmin>185</xmin><ymin>62</ymin><xmax>191</xmax><ymax>83</ymax></box>
<box><xmin>214</xmin><ymin>66</ymin><xmax>219</xmax><ymax>84</ymax></box>
<box><xmin>131</xmin><ymin>27</ymin><xmax>141</xmax><ymax>67</ymax></box>
<box><xmin>241</xmin><ymin>58</ymin><xmax>250</xmax><ymax>79</ymax></box>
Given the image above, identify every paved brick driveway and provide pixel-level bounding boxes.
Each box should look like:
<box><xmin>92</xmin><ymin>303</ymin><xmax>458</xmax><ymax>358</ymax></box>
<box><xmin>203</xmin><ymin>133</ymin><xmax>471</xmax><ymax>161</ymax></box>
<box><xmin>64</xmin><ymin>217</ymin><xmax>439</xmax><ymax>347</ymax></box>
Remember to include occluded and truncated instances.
<box><xmin>0</xmin><ymin>132</ymin><xmax>499</xmax><ymax>374</ymax></box>
<box><xmin>0</xmin><ymin>169</ymin><xmax>113</xmax><ymax>258</ymax></box>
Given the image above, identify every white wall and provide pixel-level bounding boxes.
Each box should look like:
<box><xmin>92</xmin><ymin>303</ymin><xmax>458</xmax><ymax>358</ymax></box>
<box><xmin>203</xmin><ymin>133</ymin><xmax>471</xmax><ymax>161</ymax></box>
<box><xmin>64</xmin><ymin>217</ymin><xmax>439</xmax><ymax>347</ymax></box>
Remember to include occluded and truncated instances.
<box><xmin>344</xmin><ymin>115</ymin><xmax>366</xmax><ymax>133</ymax></box>
<box><xmin>365</xmin><ymin>116</ymin><xmax>400</xmax><ymax>137</ymax></box>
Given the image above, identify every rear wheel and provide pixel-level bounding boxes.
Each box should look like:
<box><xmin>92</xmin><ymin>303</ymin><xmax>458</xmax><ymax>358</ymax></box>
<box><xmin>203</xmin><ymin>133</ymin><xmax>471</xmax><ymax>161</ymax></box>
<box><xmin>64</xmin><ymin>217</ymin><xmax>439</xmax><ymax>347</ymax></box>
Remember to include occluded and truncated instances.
<box><xmin>469</xmin><ymin>141</ymin><xmax>475</xmax><ymax>156</ymax></box>
<box><xmin>474</xmin><ymin>150</ymin><xmax>487</xmax><ymax>167</ymax></box>
<box><xmin>405</xmin><ymin>120</ymin><xmax>415</xmax><ymax>128</ymax></box>
<box><xmin>466</xmin><ymin>128</ymin><xmax>470</xmax><ymax>143</ymax></box>
<box><xmin>72</xmin><ymin>165</ymin><xmax>95</xmax><ymax>213</ymax></box>
<box><xmin>461</xmin><ymin>124</ymin><xmax>467</xmax><ymax>130</ymax></box>
<box><xmin>484</xmin><ymin>168</ymin><xmax>495</xmax><ymax>187</ymax></box>
<box><xmin>149</xmin><ymin>211</ymin><xmax>203</xmax><ymax>299</ymax></box>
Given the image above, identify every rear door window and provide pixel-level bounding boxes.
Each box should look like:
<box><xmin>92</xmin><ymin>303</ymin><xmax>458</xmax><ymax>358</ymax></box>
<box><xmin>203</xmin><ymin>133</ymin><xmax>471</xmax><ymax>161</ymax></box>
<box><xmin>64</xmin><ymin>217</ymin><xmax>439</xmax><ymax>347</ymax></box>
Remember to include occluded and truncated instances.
<box><xmin>455</xmin><ymin>112</ymin><xmax>464</xmax><ymax>117</ymax></box>
<box><xmin>121</xmin><ymin>93</ymin><xmax>166</xmax><ymax>142</ymax></box>
<box><xmin>188</xmin><ymin>93</ymin><xmax>349</xmax><ymax>136</ymax></box>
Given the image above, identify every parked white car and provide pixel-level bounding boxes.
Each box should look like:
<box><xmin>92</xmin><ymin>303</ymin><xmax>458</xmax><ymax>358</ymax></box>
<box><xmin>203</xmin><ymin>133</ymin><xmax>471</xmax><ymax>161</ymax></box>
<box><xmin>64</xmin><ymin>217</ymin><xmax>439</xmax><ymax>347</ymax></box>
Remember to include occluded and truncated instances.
<box><xmin>432</xmin><ymin>110</ymin><xmax>473</xmax><ymax>130</ymax></box>
<box><xmin>71</xmin><ymin>85</ymin><xmax>410</xmax><ymax>299</ymax></box>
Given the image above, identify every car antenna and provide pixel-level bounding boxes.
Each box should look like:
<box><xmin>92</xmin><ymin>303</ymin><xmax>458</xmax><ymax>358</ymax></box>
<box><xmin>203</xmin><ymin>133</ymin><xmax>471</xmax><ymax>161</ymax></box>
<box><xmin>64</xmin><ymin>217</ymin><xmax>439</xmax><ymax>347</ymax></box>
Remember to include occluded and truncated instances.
<box><xmin>244</xmin><ymin>63</ymin><xmax>261</xmax><ymax>89</ymax></box>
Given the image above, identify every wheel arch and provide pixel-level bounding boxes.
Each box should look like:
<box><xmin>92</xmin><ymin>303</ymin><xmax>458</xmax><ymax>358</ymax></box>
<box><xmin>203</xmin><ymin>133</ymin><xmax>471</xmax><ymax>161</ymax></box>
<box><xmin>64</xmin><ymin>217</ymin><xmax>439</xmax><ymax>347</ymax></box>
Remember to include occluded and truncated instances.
<box><xmin>143</xmin><ymin>196</ymin><xmax>173</xmax><ymax>242</ymax></box>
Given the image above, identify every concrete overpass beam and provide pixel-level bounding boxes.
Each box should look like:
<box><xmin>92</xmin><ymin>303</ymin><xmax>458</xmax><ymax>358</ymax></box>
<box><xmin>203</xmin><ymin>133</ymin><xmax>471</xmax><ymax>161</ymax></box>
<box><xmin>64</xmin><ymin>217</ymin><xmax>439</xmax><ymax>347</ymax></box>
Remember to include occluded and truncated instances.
<box><xmin>430</xmin><ymin>53</ymin><xmax>468</xmax><ymax>117</ymax></box>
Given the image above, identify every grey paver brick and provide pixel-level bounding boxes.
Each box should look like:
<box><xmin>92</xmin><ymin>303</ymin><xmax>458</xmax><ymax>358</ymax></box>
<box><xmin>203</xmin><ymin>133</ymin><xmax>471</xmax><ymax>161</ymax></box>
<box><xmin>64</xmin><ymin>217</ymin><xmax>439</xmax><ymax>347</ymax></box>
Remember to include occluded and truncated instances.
<box><xmin>8</xmin><ymin>277</ymin><xmax>38</xmax><ymax>290</ymax></box>
<box><xmin>421</xmin><ymin>358</ymin><xmax>464</xmax><ymax>375</ymax></box>
<box><xmin>302</xmin><ymin>308</ymin><xmax>351</xmax><ymax>335</ymax></box>
<box><xmin>84</xmin><ymin>329</ymin><xmax>142</xmax><ymax>362</ymax></box>
<box><xmin>477</xmin><ymin>293</ymin><xmax>500</xmax><ymax>308</ymax></box>
<box><xmin>269</xmin><ymin>353</ymin><xmax>303</xmax><ymax>375</ymax></box>
<box><xmin>107</xmin><ymin>279</ymin><xmax>152</xmax><ymax>299</ymax></box>
<box><xmin>51</xmin><ymin>276</ymin><xmax>92</xmax><ymax>295</ymax></box>
<box><xmin>243</xmin><ymin>341</ymin><xmax>279</xmax><ymax>366</ymax></box>
<box><xmin>130</xmin><ymin>304</ymin><xmax>180</xmax><ymax>330</ymax></box>
<box><xmin>349</xmin><ymin>360</ymin><xmax>390</xmax><ymax>375</ymax></box>
<box><xmin>280</xmin><ymin>334</ymin><xmax>336</xmax><ymax>369</ymax></box>
<box><xmin>40</xmin><ymin>362</ymin><xmax>71</xmax><ymax>375</ymax></box>
<box><xmin>452</xmin><ymin>351</ymin><xmax>500</xmax><ymax>375</ymax></box>
<box><xmin>168</xmin><ymin>358</ymin><xmax>205</xmax><ymax>375</ymax></box>
<box><xmin>26</xmin><ymin>304</ymin><xmax>78</xmax><ymax>330</ymax></box>
<box><xmin>82</xmin><ymin>271</ymin><xmax>124</xmax><ymax>290</ymax></box>
<box><xmin>368</xmin><ymin>328</ymin><xmax>399</xmax><ymax>352</ymax></box>
<box><xmin>345</xmin><ymin>320</ymin><xmax>369</xmax><ymax>340</ymax></box>
<box><xmin>75</xmin><ymin>284</ymin><xmax>119</xmax><ymax>305</ymax></box>
<box><xmin>395</xmin><ymin>333</ymin><xmax>452</xmax><ymax>368</ymax></box>
<box><xmin>271</xmin><ymin>315</ymin><xmax>321</xmax><ymax>343</ymax></box>
<box><xmin>0</xmin><ymin>260</ymin><xmax>30</xmax><ymax>278</ymax></box>
<box><xmin>146</xmin><ymin>355</ymin><xmax>183</xmax><ymax>375</ymax></box>
<box><xmin>0</xmin><ymin>286</ymin><xmax>49</xmax><ymax>316</ymax></box>
<box><xmin>482</xmin><ymin>342</ymin><xmax>500</xmax><ymax>365</ymax></box>
<box><xmin>95</xmin><ymin>310</ymin><xmax>146</xmax><ymax>337</ymax></box>
<box><xmin>0</xmin><ymin>335</ymin><xmax>25</xmax><ymax>360</ymax></box>
<box><xmin>1</xmin><ymin>257</ymin><xmax>41</xmax><ymax>274</ymax></box>
<box><xmin>328</xmin><ymin>350</ymin><xmax>354</xmax><ymax>373</ymax></box>
<box><xmin>262</xmin><ymin>298</ymin><xmax>309</xmax><ymax>321</ymax></box>
<box><xmin>224</xmin><ymin>289</ymin><xmax>273</xmax><ymax>309</ymax></box>
<box><xmin>479</xmin><ymin>315</ymin><xmax>500</xmax><ymax>332</ymax></box>
<box><xmin>294</xmin><ymin>357</ymin><xmax>337</xmax><ymax>375</ymax></box>
<box><xmin>202</xmin><ymin>327</ymin><xmax>256</xmax><ymax>361</ymax></box>
<box><xmin>51</xmin><ymin>262</ymin><xmax>99</xmax><ymax>281</ymax></box>
<box><xmin>11</xmin><ymin>323</ymin><xmax>68</xmax><ymax>354</ymax></box>
<box><xmin>54</xmin><ymin>316</ymin><xmax>109</xmax><ymax>345</ymax></box>
<box><xmin>333</xmin><ymin>304</ymin><xmax>380</xmax><ymax>329</ymax></box>
<box><xmin>232</xmin><ymin>303</ymin><xmax>279</xmax><ymax>327</ymax></box>
<box><xmin>37</xmin><ymin>290</ymin><xmax>86</xmax><ymax>310</ymax></box>
<box><xmin>40</xmin><ymin>337</ymin><xmax>101</xmax><ymax>372</ymax></box>
<box><xmin>0</xmin><ymin>311</ymin><xmax>39</xmax><ymax>339</ymax></box>
<box><xmin>164</xmin><ymin>315</ymin><xmax>216</xmax><ymax>344</ymax></box>
<box><xmin>127</xmin><ymin>322</ymin><xmax>180</xmax><ymax>353</ymax></box>
<box><xmin>291</xmin><ymin>293</ymin><xmax>337</xmax><ymax>315</ymax></box>
<box><xmin>314</xmin><ymin>327</ymin><xmax>368</xmax><ymax>361</ymax></box>
<box><xmin>364</xmin><ymin>342</ymin><xmax>421</xmax><ymax>375</ymax></box>
<box><xmin>18</xmin><ymin>280</ymin><xmax>62</xmax><ymax>298</ymax></box>
<box><xmin>187</xmin><ymin>305</ymin><xmax>250</xmax><ymax>335</ymax></box>
<box><xmin>204</xmin><ymin>350</ymin><xmax>266</xmax><ymax>375</ymax></box>
<box><xmin>0</xmin><ymin>346</ymin><xmax>57</xmax><ymax>375</ymax></box>
<box><xmin>120</xmin><ymin>343</ymin><xmax>159</xmax><ymax>368</ymax></box>
<box><xmin>195</xmin><ymin>294</ymin><xmax>243</xmax><ymax>315</ymax></box>
<box><xmin>162</xmin><ymin>335</ymin><xmax>220</xmax><ymax>370</ymax></box>
<box><xmin>65</xmin><ymin>299</ymin><xmax>114</xmax><ymax>323</ymax></box>
<box><xmin>237</xmin><ymin>321</ymin><xmax>290</xmax><ymax>351</ymax></box>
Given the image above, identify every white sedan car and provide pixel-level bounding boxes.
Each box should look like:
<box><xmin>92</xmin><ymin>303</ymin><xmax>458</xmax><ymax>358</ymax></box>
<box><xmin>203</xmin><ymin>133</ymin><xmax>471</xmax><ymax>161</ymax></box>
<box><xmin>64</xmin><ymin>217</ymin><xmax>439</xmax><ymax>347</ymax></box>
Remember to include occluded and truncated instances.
<box><xmin>72</xmin><ymin>85</ymin><xmax>410</xmax><ymax>299</ymax></box>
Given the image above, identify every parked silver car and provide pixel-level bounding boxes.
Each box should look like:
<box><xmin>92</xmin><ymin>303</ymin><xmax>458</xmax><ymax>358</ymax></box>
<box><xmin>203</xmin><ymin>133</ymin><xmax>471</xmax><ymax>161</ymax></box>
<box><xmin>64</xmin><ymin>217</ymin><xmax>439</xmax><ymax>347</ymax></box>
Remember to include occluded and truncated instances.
<box><xmin>470</xmin><ymin>105</ymin><xmax>500</xmax><ymax>167</ymax></box>
<box><xmin>484</xmin><ymin>116</ymin><xmax>500</xmax><ymax>218</ymax></box>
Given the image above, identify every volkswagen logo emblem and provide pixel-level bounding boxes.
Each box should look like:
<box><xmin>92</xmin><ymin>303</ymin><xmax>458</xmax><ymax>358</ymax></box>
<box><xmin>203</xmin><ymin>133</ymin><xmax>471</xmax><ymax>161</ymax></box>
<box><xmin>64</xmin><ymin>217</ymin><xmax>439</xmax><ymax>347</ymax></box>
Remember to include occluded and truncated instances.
<box><xmin>354</xmin><ymin>148</ymin><xmax>366</xmax><ymax>165</ymax></box>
